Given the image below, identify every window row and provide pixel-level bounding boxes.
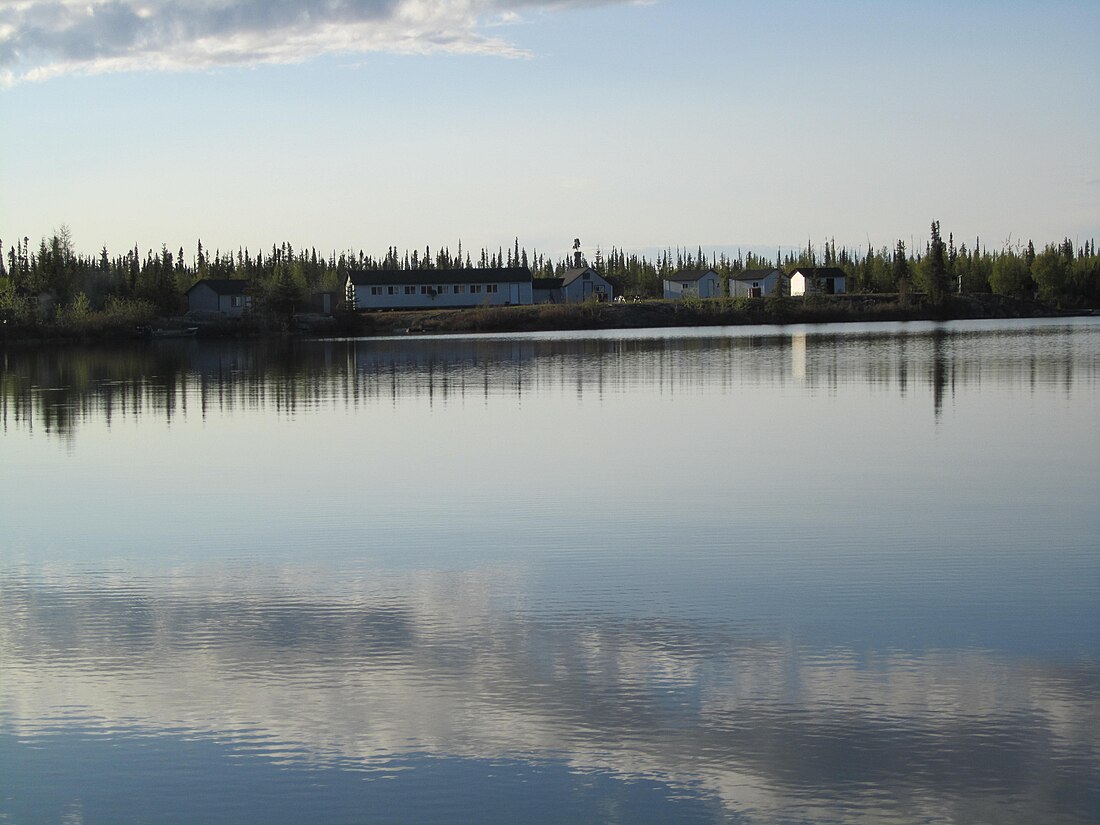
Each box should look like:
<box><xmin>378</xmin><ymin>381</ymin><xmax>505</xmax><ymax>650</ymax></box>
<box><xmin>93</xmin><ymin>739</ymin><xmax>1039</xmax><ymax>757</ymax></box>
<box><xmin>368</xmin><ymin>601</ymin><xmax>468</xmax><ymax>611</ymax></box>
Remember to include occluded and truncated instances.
<box><xmin>367</xmin><ymin>284</ymin><xmax>500</xmax><ymax>296</ymax></box>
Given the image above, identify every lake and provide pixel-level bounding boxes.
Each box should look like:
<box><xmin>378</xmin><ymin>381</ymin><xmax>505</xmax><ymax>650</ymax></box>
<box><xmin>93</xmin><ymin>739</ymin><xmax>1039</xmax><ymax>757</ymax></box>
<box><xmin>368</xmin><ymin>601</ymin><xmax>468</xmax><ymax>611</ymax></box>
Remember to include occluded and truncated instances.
<box><xmin>1</xmin><ymin>318</ymin><xmax>1098</xmax><ymax>824</ymax></box>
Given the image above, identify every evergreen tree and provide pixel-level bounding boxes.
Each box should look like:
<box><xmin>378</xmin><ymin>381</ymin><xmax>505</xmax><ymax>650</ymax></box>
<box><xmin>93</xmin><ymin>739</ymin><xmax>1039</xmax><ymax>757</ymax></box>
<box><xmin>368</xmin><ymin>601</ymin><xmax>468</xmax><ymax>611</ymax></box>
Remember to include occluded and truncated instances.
<box><xmin>893</xmin><ymin>240</ymin><xmax>910</xmax><ymax>297</ymax></box>
<box><xmin>926</xmin><ymin>221</ymin><xmax>949</xmax><ymax>305</ymax></box>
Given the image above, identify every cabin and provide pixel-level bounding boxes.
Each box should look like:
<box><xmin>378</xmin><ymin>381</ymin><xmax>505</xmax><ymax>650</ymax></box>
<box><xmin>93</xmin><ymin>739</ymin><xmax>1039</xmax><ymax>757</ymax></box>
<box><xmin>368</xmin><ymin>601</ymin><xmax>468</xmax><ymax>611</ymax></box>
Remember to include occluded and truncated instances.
<box><xmin>186</xmin><ymin>279</ymin><xmax>252</xmax><ymax>317</ymax></box>
<box><xmin>561</xmin><ymin>267</ymin><xmax>613</xmax><ymax>303</ymax></box>
<box><xmin>729</xmin><ymin>269</ymin><xmax>789</xmax><ymax>298</ymax></box>
<box><xmin>346</xmin><ymin>268</ymin><xmax>534</xmax><ymax>310</ymax></box>
<box><xmin>663</xmin><ymin>269</ymin><xmax>721</xmax><ymax>300</ymax></box>
<box><xmin>789</xmin><ymin>267</ymin><xmax>847</xmax><ymax>296</ymax></box>
<box><xmin>532</xmin><ymin>277</ymin><xmax>564</xmax><ymax>304</ymax></box>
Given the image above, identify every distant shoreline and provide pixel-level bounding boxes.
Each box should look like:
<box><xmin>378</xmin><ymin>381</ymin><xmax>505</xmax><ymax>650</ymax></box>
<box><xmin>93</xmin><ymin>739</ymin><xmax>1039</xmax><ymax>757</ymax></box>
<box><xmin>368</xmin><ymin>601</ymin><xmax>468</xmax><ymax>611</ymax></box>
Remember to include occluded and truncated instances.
<box><xmin>354</xmin><ymin>293</ymin><xmax>1082</xmax><ymax>337</ymax></box>
<box><xmin>0</xmin><ymin>294</ymin><xmax>1091</xmax><ymax>346</ymax></box>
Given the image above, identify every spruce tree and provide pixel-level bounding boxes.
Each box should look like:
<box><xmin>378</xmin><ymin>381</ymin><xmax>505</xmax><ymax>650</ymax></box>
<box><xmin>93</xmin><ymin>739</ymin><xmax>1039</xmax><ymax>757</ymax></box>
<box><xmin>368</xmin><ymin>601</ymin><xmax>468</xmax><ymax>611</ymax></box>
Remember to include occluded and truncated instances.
<box><xmin>893</xmin><ymin>240</ymin><xmax>910</xmax><ymax>301</ymax></box>
<box><xmin>927</xmin><ymin>221</ymin><xmax>949</xmax><ymax>306</ymax></box>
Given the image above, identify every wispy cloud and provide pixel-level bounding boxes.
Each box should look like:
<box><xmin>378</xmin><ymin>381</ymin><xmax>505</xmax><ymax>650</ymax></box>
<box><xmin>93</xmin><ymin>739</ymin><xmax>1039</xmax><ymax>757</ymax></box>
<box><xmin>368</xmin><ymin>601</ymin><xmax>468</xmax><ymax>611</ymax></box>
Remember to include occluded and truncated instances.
<box><xmin>0</xmin><ymin>0</ymin><xmax>637</xmax><ymax>85</ymax></box>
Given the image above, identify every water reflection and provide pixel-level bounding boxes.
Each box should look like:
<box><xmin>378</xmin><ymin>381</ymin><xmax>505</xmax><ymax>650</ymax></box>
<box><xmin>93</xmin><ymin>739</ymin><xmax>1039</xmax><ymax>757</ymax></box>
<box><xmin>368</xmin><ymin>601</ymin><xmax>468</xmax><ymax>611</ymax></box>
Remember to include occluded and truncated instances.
<box><xmin>2</xmin><ymin>318</ymin><xmax>1098</xmax><ymax>823</ymax></box>
<box><xmin>1</xmin><ymin>319</ymin><xmax>1096</xmax><ymax>438</ymax></box>
<box><xmin>2</xmin><ymin>566</ymin><xmax>1096</xmax><ymax>823</ymax></box>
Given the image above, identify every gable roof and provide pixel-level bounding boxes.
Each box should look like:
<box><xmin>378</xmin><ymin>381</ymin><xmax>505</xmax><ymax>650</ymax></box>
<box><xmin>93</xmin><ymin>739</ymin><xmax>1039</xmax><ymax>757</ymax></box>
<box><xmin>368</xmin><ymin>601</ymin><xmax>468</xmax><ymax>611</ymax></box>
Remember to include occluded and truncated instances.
<box><xmin>347</xmin><ymin>267</ymin><xmax>532</xmax><ymax>287</ymax></box>
<box><xmin>187</xmin><ymin>278</ymin><xmax>249</xmax><ymax>296</ymax></box>
<box><xmin>790</xmin><ymin>266</ymin><xmax>847</xmax><ymax>279</ymax></box>
<box><xmin>561</xmin><ymin>267</ymin><xmax>607</xmax><ymax>287</ymax></box>
<box><xmin>666</xmin><ymin>269</ymin><xmax>718</xmax><ymax>282</ymax></box>
<box><xmin>731</xmin><ymin>269</ymin><xmax>785</xmax><ymax>282</ymax></box>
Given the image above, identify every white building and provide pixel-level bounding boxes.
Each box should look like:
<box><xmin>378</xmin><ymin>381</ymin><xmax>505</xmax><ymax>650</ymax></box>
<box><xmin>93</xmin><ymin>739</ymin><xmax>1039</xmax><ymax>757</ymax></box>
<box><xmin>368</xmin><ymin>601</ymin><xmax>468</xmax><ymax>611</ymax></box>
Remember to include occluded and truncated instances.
<box><xmin>346</xmin><ymin>268</ymin><xmax>534</xmax><ymax>310</ymax></box>
<box><xmin>789</xmin><ymin>267</ymin><xmax>847</xmax><ymax>296</ymax></box>
<box><xmin>728</xmin><ymin>269</ymin><xmax>789</xmax><ymax>298</ymax></box>
<box><xmin>663</xmin><ymin>269</ymin><xmax>721</xmax><ymax>300</ymax></box>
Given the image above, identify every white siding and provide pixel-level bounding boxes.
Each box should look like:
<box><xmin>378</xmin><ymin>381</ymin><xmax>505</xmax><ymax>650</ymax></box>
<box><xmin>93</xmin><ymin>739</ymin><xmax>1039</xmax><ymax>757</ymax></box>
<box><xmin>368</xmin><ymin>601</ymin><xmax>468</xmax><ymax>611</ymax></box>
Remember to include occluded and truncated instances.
<box><xmin>348</xmin><ymin>278</ymin><xmax>533</xmax><ymax>310</ymax></box>
<box><xmin>562</xmin><ymin>270</ymin><xmax>613</xmax><ymax>303</ymax></box>
<box><xmin>729</xmin><ymin>271</ymin><xmax>787</xmax><ymax>298</ymax></box>
<box><xmin>664</xmin><ymin>271</ymin><xmax>720</xmax><ymax>300</ymax></box>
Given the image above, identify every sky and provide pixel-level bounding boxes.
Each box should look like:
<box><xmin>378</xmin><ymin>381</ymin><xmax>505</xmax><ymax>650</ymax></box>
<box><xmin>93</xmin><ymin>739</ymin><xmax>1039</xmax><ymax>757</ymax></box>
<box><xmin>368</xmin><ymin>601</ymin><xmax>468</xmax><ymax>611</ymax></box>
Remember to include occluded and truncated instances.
<box><xmin>1</xmin><ymin>0</ymin><xmax>1098</xmax><ymax>264</ymax></box>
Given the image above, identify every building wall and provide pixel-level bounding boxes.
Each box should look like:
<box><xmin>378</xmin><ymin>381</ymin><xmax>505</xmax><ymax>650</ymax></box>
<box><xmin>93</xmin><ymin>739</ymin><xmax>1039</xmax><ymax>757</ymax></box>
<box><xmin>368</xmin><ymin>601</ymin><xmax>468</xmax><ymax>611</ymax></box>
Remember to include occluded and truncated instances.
<box><xmin>562</xmin><ymin>271</ymin><xmax>613</xmax><ymax>303</ymax></box>
<box><xmin>662</xmin><ymin>280</ymin><xmax>684</xmax><ymax>299</ymax></box>
<box><xmin>533</xmin><ymin>287</ymin><xmax>562</xmax><ymax>304</ymax></box>
<box><xmin>790</xmin><ymin>272</ymin><xmax>846</xmax><ymax>297</ymax></box>
<box><xmin>729</xmin><ymin>272</ymin><xmax>788</xmax><ymax>298</ymax></box>
<box><xmin>348</xmin><ymin>278</ymin><xmax>533</xmax><ymax>310</ymax></box>
<box><xmin>187</xmin><ymin>284</ymin><xmax>221</xmax><ymax>314</ymax></box>
<box><xmin>699</xmin><ymin>273</ymin><xmax>720</xmax><ymax>298</ymax></box>
<box><xmin>187</xmin><ymin>284</ymin><xmax>250</xmax><ymax>317</ymax></box>
<box><xmin>664</xmin><ymin>272</ymin><xmax>720</xmax><ymax>300</ymax></box>
<box><xmin>221</xmin><ymin>294</ymin><xmax>249</xmax><ymax>317</ymax></box>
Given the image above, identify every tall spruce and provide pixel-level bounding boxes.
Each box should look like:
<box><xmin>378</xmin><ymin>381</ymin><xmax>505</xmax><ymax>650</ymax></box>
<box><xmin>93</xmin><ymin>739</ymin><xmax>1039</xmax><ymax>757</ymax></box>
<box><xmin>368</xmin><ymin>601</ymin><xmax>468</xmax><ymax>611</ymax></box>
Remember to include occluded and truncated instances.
<box><xmin>893</xmin><ymin>240</ymin><xmax>910</xmax><ymax>294</ymax></box>
<box><xmin>927</xmin><ymin>221</ymin><xmax>949</xmax><ymax>305</ymax></box>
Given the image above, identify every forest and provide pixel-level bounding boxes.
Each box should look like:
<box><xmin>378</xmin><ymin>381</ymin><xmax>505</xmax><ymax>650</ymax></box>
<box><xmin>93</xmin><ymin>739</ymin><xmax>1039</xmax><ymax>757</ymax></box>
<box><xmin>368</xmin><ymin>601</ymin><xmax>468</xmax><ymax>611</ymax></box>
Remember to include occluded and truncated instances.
<box><xmin>1</xmin><ymin>222</ymin><xmax>1097</xmax><ymax>331</ymax></box>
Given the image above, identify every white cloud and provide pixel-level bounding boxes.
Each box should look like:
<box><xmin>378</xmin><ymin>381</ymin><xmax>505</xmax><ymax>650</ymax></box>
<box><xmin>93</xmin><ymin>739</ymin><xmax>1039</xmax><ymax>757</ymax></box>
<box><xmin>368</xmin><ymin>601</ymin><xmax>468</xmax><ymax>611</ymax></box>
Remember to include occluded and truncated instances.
<box><xmin>0</xmin><ymin>0</ymin><xmax>634</xmax><ymax>84</ymax></box>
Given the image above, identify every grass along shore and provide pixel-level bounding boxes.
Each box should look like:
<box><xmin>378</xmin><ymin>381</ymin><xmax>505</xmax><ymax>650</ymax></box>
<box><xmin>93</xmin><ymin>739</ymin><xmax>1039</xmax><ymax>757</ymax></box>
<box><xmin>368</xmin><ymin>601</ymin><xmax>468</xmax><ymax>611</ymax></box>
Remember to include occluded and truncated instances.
<box><xmin>353</xmin><ymin>293</ymin><xmax>1076</xmax><ymax>337</ymax></box>
<box><xmin>0</xmin><ymin>293</ymin><xmax>1085</xmax><ymax>344</ymax></box>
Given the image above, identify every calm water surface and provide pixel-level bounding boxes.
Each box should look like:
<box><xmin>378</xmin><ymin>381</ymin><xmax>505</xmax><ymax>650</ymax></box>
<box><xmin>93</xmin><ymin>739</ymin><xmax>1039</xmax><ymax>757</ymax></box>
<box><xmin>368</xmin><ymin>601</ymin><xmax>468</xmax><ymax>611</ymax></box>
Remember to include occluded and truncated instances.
<box><xmin>1</xmin><ymin>318</ymin><xmax>1098</xmax><ymax>824</ymax></box>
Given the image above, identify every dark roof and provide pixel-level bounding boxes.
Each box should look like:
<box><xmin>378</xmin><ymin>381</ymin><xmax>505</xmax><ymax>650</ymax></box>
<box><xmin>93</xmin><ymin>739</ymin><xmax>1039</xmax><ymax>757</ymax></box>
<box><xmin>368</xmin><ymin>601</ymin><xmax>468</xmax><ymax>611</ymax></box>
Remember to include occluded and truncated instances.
<box><xmin>731</xmin><ymin>269</ymin><xmax>784</xmax><ymax>282</ymax></box>
<box><xmin>790</xmin><ymin>267</ymin><xmax>847</xmax><ymax>279</ymax></box>
<box><xmin>667</xmin><ymin>269</ymin><xmax>718</xmax><ymax>282</ymax></box>
<box><xmin>532</xmin><ymin>278</ymin><xmax>564</xmax><ymax>290</ymax></box>
<box><xmin>187</xmin><ymin>278</ymin><xmax>249</xmax><ymax>295</ymax></box>
<box><xmin>347</xmin><ymin>267</ymin><xmax>532</xmax><ymax>287</ymax></box>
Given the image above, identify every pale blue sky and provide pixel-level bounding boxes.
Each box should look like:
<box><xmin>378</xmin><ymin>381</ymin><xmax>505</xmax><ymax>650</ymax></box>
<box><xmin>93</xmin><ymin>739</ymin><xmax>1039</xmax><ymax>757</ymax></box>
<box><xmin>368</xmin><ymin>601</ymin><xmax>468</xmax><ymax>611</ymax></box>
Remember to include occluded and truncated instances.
<box><xmin>1</xmin><ymin>0</ymin><xmax>1097</xmax><ymax>263</ymax></box>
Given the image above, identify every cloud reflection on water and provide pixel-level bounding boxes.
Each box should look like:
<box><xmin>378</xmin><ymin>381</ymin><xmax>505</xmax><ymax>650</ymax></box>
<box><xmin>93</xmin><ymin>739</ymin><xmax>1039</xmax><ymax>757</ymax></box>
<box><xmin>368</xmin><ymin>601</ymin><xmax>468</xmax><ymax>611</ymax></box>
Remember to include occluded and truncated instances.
<box><xmin>2</xmin><ymin>565</ymin><xmax>1097</xmax><ymax>823</ymax></box>
<box><xmin>2</xmin><ymin>318</ymin><xmax>1098</xmax><ymax>823</ymax></box>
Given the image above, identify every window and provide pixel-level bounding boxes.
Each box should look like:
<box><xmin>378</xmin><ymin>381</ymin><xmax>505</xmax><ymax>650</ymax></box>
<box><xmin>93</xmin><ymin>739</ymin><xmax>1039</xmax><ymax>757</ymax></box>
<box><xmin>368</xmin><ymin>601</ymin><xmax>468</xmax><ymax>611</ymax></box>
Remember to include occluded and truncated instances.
<box><xmin>438</xmin><ymin>285</ymin><xmax>449</xmax><ymax>294</ymax></box>
<box><xmin>470</xmin><ymin>285</ymin><xmax>482</xmax><ymax>294</ymax></box>
<box><xmin>486</xmin><ymin>284</ymin><xmax>498</xmax><ymax>294</ymax></box>
<box><xmin>370</xmin><ymin>286</ymin><xmax>383</xmax><ymax>296</ymax></box>
<box><xmin>231</xmin><ymin>295</ymin><xmax>243</xmax><ymax>308</ymax></box>
<box><xmin>388</xmin><ymin>286</ymin><xmax>397</xmax><ymax>295</ymax></box>
<box><xmin>454</xmin><ymin>285</ymin><xmax>466</xmax><ymax>294</ymax></box>
<box><xmin>420</xmin><ymin>286</ymin><xmax>430</xmax><ymax>295</ymax></box>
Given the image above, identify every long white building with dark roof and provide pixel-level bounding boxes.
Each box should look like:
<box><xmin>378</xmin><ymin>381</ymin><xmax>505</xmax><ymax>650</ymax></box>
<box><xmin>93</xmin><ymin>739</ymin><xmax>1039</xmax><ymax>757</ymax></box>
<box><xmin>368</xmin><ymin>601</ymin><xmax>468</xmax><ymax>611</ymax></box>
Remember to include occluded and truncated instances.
<box><xmin>346</xmin><ymin>268</ymin><xmax>534</xmax><ymax>310</ymax></box>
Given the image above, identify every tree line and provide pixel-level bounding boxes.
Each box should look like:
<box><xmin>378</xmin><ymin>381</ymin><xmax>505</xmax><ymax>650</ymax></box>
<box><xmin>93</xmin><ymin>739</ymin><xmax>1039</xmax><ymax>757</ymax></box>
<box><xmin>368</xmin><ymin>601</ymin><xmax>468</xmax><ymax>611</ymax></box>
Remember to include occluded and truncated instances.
<box><xmin>1</xmin><ymin>223</ymin><xmax>1097</xmax><ymax>325</ymax></box>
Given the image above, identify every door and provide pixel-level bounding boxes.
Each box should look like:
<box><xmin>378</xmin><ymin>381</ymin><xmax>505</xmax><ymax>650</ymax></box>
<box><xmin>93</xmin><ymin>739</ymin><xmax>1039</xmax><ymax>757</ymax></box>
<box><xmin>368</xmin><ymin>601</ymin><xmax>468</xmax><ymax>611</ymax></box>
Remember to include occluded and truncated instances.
<box><xmin>509</xmin><ymin>283</ymin><xmax>521</xmax><ymax>304</ymax></box>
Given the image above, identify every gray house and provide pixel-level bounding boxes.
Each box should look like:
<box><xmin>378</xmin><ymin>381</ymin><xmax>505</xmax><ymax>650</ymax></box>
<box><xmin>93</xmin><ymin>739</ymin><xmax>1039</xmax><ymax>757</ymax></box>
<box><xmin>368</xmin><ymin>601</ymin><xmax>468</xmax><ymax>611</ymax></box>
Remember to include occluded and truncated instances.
<box><xmin>789</xmin><ymin>267</ymin><xmax>847</xmax><ymax>296</ymax></box>
<box><xmin>346</xmin><ymin>268</ymin><xmax>534</xmax><ymax>310</ymax></box>
<box><xmin>561</xmin><ymin>267</ymin><xmax>613</xmax><ymax>303</ymax></box>
<box><xmin>729</xmin><ymin>269</ymin><xmax>789</xmax><ymax>298</ymax></box>
<box><xmin>663</xmin><ymin>269</ymin><xmax>721</xmax><ymax>300</ymax></box>
<box><xmin>186</xmin><ymin>279</ymin><xmax>252</xmax><ymax>317</ymax></box>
